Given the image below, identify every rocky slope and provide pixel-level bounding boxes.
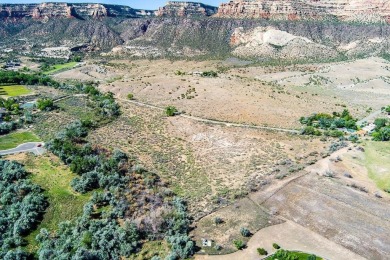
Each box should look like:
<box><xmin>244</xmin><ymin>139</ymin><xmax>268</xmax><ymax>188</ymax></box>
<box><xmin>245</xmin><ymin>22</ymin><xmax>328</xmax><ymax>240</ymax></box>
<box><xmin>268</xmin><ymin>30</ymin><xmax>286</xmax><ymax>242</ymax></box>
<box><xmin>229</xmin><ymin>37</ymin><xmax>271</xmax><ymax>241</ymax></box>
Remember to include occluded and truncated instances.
<box><xmin>0</xmin><ymin>3</ymin><xmax>153</xmax><ymax>19</ymax></box>
<box><xmin>3</xmin><ymin>17</ymin><xmax>390</xmax><ymax>60</ymax></box>
<box><xmin>155</xmin><ymin>1</ymin><xmax>217</xmax><ymax>17</ymax></box>
<box><xmin>217</xmin><ymin>0</ymin><xmax>390</xmax><ymax>23</ymax></box>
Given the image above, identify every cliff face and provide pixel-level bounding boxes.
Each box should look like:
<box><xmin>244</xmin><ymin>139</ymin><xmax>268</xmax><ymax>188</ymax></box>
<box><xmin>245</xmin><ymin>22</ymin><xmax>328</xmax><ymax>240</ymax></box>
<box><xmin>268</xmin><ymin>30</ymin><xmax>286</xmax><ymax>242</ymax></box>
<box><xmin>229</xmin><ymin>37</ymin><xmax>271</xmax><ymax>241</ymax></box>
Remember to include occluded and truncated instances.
<box><xmin>216</xmin><ymin>0</ymin><xmax>390</xmax><ymax>23</ymax></box>
<box><xmin>155</xmin><ymin>1</ymin><xmax>217</xmax><ymax>17</ymax></box>
<box><xmin>0</xmin><ymin>3</ymin><xmax>153</xmax><ymax>19</ymax></box>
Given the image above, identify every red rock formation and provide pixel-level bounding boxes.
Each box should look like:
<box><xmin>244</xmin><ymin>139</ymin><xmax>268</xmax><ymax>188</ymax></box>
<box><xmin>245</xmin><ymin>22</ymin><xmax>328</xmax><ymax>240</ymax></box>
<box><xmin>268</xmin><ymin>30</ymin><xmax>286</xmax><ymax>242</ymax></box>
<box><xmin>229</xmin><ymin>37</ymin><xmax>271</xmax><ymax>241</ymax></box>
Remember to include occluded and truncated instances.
<box><xmin>216</xmin><ymin>0</ymin><xmax>390</xmax><ymax>23</ymax></box>
<box><xmin>155</xmin><ymin>1</ymin><xmax>217</xmax><ymax>17</ymax></box>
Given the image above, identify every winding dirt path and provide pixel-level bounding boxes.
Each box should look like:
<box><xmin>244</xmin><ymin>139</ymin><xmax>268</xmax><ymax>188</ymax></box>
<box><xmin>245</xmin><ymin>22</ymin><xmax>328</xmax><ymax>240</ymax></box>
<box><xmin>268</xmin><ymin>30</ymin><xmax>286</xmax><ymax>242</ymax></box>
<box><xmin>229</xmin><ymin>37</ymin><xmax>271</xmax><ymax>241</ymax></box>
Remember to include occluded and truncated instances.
<box><xmin>118</xmin><ymin>98</ymin><xmax>300</xmax><ymax>134</ymax></box>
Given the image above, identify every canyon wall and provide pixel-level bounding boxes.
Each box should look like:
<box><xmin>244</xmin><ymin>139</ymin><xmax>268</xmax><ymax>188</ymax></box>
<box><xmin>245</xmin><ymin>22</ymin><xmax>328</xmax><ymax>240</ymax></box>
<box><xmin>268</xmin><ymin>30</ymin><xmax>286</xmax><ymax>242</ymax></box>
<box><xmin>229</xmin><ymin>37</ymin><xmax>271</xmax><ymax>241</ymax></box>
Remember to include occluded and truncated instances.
<box><xmin>155</xmin><ymin>1</ymin><xmax>218</xmax><ymax>17</ymax></box>
<box><xmin>0</xmin><ymin>3</ymin><xmax>153</xmax><ymax>19</ymax></box>
<box><xmin>216</xmin><ymin>0</ymin><xmax>390</xmax><ymax>23</ymax></box>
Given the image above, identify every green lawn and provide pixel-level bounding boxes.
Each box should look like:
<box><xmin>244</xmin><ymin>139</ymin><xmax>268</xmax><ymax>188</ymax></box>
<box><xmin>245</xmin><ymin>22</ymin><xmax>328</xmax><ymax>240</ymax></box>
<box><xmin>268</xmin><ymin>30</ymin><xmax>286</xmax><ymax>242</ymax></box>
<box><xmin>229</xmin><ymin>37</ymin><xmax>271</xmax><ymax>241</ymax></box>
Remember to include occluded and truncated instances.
<box><xmin>364</xmin><ymin>141</ymin><xmax>390</xmax><ymax>190</ymax></box>
<box><xmin>23</xmin><ymin>155</ymin><xmax>91</xmax><ymax>252</ymax></box>
<box><xmin>0</xmin><ymin>131</ymin><xmax>40</xmax><ymax>150</ymax></box>
<box><xmin>43</xmin><ymin>62</ymin><xmax>78</xmax><ymax>75</ymax></box>
<box><xmin>0</xmin><ymin>85</ymin><xmax>32</xmax><ymax>97</ymax></box>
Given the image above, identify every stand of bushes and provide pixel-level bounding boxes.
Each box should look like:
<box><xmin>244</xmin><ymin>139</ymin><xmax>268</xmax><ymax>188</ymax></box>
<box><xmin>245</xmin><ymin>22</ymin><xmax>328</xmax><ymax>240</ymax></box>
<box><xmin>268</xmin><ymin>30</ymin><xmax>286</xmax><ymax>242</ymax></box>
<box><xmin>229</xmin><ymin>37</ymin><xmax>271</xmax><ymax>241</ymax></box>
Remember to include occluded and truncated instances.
<box><xmin>372</xmin><ymin>118</ymin><xmax>390</xmax><ymax>141</ymax></box>
<box><xmin>300</xmin><ymin>109</ymin><xmax>358</xmax><ymax>136</ymax></box>
<box><xmin>0</xmin><ymin>160</ymin><xmax>48</xmax><ymax>259</ymax></box>
<box><xmin>44</xmin><ymin>119</ymin><xmax>194</xmax><ymax>259</ymax></box>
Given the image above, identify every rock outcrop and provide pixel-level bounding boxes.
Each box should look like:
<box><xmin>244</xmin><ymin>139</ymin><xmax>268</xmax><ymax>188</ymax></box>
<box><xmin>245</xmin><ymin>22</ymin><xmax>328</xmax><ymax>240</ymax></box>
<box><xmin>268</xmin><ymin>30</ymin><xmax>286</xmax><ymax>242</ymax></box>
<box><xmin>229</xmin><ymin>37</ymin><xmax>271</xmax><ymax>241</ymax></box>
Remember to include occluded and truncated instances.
<box><xmin>155</xmin><ymin>1</ymin><xmax>217</xmax><ymax>17</ymax></box>
<box><xmin>0</xmin><ymin>3</ymin><xmax>153</xmax><ymax>19</ymax></box>
<box><xmin>230</xmin><ymin>26</ymin><xmax>339</xmax><ymax>60</ymax></box>
<box><xmin>216</xmin><ymin>0</ymin><xmax>390</xmax><ymax>23</ymax></box>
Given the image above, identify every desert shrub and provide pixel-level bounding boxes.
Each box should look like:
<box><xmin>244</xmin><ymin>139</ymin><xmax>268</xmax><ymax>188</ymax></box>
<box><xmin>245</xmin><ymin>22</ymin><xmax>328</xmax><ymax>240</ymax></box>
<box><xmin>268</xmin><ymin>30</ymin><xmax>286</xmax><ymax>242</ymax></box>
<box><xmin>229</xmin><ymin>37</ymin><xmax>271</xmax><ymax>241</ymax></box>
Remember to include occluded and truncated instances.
<box><xmin>324</xmin><ymin>130</ymin><xmax>344</xmax><ymax>138</ymax></box>
<box><xmin>329</xmin><ymin>141</ymin><xmax>347</xmax><ymax>152</ymax></box>
<box><xmin>233</xmin><ymin>240</ymin><xmax>245</xmax><ymax>250</ymax></box>
<box><xmin>301</xmin><ymin>126</ymin><xmax>322</xmax><ymax>136</ymax></box>
<box><xmin>0</xmin><ymin>121</ymin><xmax>18</xmax><ymax>135</ymax></box>
<box><xmin>214</xmin><ymin>244</ymin><xmax>222</xmax><ymax>251</ymax></box>
<box><xmin>166</xmin><ymin>106</ymin><xmax>178</xmax><ymax>117</ymax></box>
<box><xmin>164</xmin><ymin>198</ymin><xmax>195</xmax><ymax>259</ymax></box>
<box><xmin>214</xmin><ymin>217</ymin><xmax>223</xmax><ymax>225</ymax></box>
<box><xmin>240</xmin><ymin>227</ymin><xmax>251</xmax><ymax>237</ymax></box>
<box><xmin>273</xmin><ymin>243</ymin><xmax>280</xmax><ymax>249</ymax></box>
<box><xmin>174</xmin><ymin>70</ymin><xmax>186</xmax><ymax>76</ymax></box>
<box><xmin>201</xmin><ymin>71</ymin><xmax>218</xmax><ymax>77</ymax></box>
<box><xmin>257</xmin><ymin>247</ymin><xmax>268</xmax><ymax>255</ymax></box>
<box><xmin>127</xmin><ymin>93</ymin><xmax>134</xmax><ymax>100</ymax></box>
<box><xmin>37</xmin><ymin>98</ymin><xmax>55</xmax><ymax>111</ymax></box>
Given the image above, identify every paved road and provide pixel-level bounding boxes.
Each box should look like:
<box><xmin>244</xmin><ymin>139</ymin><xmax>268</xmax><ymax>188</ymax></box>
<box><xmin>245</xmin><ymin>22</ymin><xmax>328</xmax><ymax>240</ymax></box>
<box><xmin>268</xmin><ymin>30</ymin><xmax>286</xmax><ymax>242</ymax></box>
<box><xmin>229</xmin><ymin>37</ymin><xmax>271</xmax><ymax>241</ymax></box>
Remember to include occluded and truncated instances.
<box><xmin>118</xmin><ymin>98</ymin><xmax>300</xmax><ymax>134</ymax></box>
<box><xmin>0</xmin><ymin>142</ymin><xmax>45</xmax><ymax>156</ymax></box>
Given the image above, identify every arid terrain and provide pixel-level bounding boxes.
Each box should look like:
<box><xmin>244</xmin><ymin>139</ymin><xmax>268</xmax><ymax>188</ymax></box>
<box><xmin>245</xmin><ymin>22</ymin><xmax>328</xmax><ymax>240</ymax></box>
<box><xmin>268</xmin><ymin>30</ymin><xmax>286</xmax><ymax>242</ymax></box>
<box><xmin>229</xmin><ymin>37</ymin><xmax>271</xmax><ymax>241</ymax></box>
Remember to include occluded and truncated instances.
<box><xmin>54</xmin><ymin>57</ymin><xmax>390</xmax><ymax>258</ymax></box>
<box><xmin>1</xmin><ymin>1</ymin><xmax>390</xmax><ymax>259</ymax></box>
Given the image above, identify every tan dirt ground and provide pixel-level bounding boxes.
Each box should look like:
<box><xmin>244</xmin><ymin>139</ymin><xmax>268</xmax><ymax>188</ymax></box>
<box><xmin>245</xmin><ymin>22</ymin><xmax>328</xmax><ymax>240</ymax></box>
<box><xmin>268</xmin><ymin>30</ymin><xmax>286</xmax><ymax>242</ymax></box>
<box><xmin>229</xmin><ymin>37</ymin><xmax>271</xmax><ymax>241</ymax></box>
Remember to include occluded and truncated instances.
<box><xmin>196</xmin><ymin>220</ymin><xmax>366</xmax><ymax>260</ymax></box>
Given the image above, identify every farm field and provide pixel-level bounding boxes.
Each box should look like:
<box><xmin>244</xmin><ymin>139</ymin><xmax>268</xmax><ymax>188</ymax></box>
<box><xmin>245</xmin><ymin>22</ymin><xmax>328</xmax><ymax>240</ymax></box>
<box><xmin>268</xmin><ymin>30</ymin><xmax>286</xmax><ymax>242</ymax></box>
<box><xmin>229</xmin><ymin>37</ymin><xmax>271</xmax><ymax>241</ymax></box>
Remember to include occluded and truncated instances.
<box><xmin>0</xmin><ymin>131</ymin><xmax>40</xmax><ymax>150</ymax></box>
<box><xmin>0</xmin><ymin>85</ymin><xmax>31</xmax><ymax>96</ymax></box>
<box><xmin>43</xmin><ymin>62</ymin><xmax>78</xmax><ymax>75</ymax></box>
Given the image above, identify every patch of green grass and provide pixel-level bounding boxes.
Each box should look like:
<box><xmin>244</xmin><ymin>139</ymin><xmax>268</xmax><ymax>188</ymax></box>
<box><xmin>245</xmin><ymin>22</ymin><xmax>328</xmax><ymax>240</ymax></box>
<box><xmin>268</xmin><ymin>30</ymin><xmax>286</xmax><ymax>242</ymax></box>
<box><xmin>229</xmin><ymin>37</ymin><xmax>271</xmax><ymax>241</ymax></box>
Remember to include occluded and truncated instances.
<box><xmin>269</xmin><ymin>249</ymin><xmax>323</xmax><ymax>260</ymax></box>
<box><xmin>43</xmin><ymin>62</ymin><xmax>78</xmax><ymax>75</ymax></box>
<box><xmin>0</xmin><ymin>85</ymin><xmax>32</xmax><ymax>96</ymax></box>
<box><xmin>23</xmin><ymin>155</ymin><xmax>91</xmax><ymax>252</ymax></box>
<box><xmin>128</xmin><ymin>241</ymin><xmax>170</xmax><ymax>260</ymax></box>
<box><xmin>364</xmin><ymin>141</ymin><xmax>390</xmax><ymax>190</ymax></box>
<box><xmin>0</xmin><ymin>131</ymin><xmax>40</xmax><ymax>150</ymax></box>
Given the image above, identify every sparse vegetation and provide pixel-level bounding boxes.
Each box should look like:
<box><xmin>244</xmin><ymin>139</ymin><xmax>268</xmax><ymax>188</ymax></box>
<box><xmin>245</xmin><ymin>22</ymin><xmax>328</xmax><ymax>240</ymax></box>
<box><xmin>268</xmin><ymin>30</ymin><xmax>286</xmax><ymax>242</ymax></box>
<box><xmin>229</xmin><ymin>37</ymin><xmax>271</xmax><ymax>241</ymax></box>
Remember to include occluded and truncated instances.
<box><xmin>240</xmin><ymin>227</ymin><xmax>251</xmax><ymax>237</ymax></box>
<box><xmin>201</xmin><ymin>71</ymin><xmax>218</xmax><ymax>77</ymax></box>
<box><xmin>165</xmin><ymin>106</ymin><xmax>178</xmax><ymax>117</ymax></box>
<box><xmin>257</xmin><ymin>247</ymin><xmax>268</xmax><ymax>256</ymax></box>
<box><xmin>127</xmin><ymin>93</ymin><xmax>134</xmax><ymax>100</ymax></box>
<box><xmin>233</xmin><ymin>240</ymin><xmax>245</xmax><ymax>250</ymax></box>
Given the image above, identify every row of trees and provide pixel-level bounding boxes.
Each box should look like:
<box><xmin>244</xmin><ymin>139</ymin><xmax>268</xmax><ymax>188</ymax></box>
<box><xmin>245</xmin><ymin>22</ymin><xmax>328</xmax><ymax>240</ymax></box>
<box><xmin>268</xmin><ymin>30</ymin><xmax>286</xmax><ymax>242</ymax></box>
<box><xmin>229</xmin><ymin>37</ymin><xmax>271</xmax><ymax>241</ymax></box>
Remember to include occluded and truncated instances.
<box><xmin>0</xmin><ymin>160</ymin><xmax>47</xmax><ymax>259</ymax></box>
<box><xmin>0</xmin><ymin>71</ymin><xmax>60</xmax><ymax>87</ymax></box>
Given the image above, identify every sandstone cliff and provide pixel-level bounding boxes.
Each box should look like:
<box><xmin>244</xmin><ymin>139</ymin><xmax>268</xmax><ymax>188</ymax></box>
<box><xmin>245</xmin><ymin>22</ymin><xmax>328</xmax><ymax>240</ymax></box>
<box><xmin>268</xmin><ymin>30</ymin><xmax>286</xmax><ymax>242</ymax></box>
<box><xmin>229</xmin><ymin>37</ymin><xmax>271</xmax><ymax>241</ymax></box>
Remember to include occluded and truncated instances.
<box><xmin>216</xmin><ymin>0</ymin><xmax>390</xmax><ymax>23</ymax></box>
<box><xmin>0</xmin><ymin>3</ymin><xmax>153</xmax><ymax>19</ymax></box>
<box><xmin>155</xmin><ymin>1</ymin><xmax>217</xmax><ymax>17</ymax></box>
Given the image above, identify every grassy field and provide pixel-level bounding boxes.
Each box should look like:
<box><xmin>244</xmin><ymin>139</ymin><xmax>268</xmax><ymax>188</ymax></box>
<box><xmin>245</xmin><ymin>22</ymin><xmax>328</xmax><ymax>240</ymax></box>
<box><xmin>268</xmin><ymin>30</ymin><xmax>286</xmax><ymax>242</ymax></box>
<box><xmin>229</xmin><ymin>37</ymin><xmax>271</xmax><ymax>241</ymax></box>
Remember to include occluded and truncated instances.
<box><xmin>43</xmin><ymin>62</ymin><xmax>78</xmax><ymax>75</ymax></box>
<box><xmin>364</xmin><ymin>141</ymin><xmax>390</xmax><ymax>190</ymax></box>
<box><xmin>0</xmin><ymin>85</ymin><xmax>31</xmax><ymax>97</ymax></box>
<box><xmin>21</xmin><ymin>155</ymin><xmax>91</xmax><ymax>252</ymax></box>
<box><xmin>0</xmin><ymin>131</ymin><xmax>40</xmax><ymax>150</ymax></box>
